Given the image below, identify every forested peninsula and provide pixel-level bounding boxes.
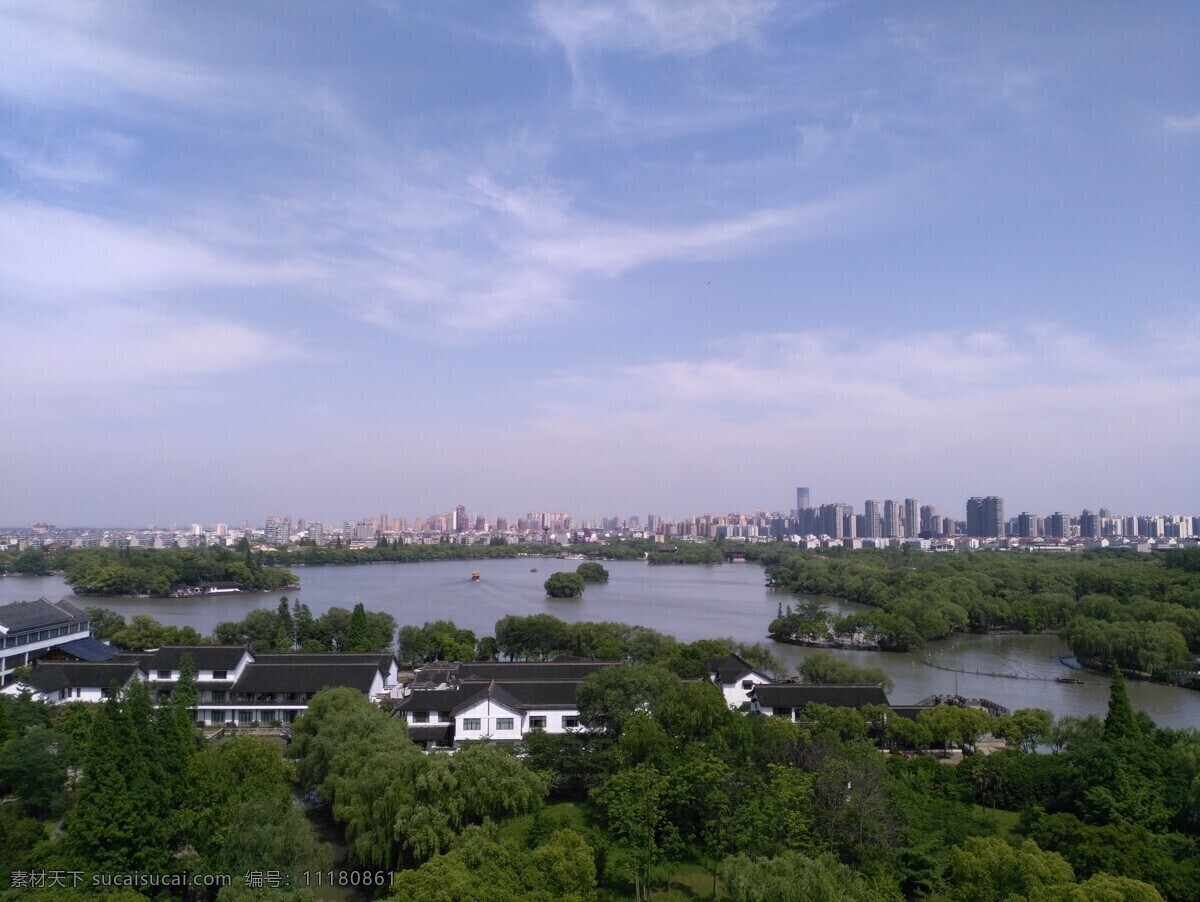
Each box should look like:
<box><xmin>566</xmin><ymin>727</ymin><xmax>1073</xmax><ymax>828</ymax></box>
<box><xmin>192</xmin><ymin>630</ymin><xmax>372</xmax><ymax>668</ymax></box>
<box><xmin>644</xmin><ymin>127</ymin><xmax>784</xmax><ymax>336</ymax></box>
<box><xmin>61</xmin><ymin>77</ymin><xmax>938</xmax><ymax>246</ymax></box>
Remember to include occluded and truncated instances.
<box><xmin>757</xmin><ymin>546</ymin><xmax>1200</xmax><ymax>684</ymax></box>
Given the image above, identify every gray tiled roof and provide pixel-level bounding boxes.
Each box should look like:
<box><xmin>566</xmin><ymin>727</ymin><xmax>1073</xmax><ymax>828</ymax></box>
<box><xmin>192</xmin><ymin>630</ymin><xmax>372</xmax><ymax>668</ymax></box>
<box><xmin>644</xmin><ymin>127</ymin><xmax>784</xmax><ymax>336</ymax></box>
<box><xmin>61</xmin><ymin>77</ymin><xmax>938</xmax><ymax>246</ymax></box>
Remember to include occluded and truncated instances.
<box><xmin>503</xmin><ymin>681</ymin><xmax>582</xmax><ymax>708</ymax></box>
<box><xmin>451</xmin><ymin>680</ymin><xmax>525</xmax><ymax>716</ymax></box>
<box><xmin>232</xmin><ymin>662</ymin><xmax>379</xmax><ymax>694</ymax></box>
<box><xmin>21</xmin><ymin>661</ymin><xmax>140</xmax><ymax>694</ymax></box>
<box><xmin>0</xmin><ymin>598</ymin><xmax>88</xmax><ymax>633</ymax></box>
<box><xmin>395</xmin><ymin>688</ymin><xmax>464</xmax><ymax>713</ymax></box>
<box><xmin>752</xmin><ymin>683</ymin><xmax>890</xmax><ymax>709</ymax></box>
<box><xmin>405</xmin><ymin>723</ymin><xmax>453</xmax><ymax>742</ymax></box>
<box><xmin>253</xmin><ymin>653</ymin><xmax>396</xmax><ymax>676</ymax></box>
<box><xmin>708</xmin><ymin>653</ymin><xmax>762</xmax><ymax>684</ymax></box>
<box><xmin>143</xmin><ymin>646</ymin><xmax>248</xmax><ymax>671</ymax></box>
<box><xmin>456</xmin><ymin>660</ymin><xmax>617</xmax><ymax>682</ymax></box>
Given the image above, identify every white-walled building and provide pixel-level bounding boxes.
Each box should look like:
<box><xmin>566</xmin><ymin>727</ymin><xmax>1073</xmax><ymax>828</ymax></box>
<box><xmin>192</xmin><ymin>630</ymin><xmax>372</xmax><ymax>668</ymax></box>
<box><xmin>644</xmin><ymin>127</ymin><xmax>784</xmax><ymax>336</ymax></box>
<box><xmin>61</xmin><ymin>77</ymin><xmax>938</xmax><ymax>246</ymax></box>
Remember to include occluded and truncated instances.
<box><xmin>0</xmin><ymin>598</ymin><xmax>93</xmax><ymax>683</ymax></box>
<box><xmin>393</xmin><ymin>659</ymin><xmax>615</xmax><ymax>749</ymax></box>
<box><xmin>707</xmin><ymin>653</ymin><xmax>774</xmax><ymax>709</ymax></box>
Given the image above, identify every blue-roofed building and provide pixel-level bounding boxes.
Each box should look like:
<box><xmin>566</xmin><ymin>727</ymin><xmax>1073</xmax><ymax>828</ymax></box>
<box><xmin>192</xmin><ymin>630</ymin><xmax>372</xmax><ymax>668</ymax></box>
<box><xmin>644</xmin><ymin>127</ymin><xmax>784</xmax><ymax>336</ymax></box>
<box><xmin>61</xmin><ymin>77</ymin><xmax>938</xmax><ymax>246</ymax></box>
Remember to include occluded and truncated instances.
<box><xmin>0</xmin><ymin>598</ymin><xmax>92</xmax><ymax>682</ymax></box>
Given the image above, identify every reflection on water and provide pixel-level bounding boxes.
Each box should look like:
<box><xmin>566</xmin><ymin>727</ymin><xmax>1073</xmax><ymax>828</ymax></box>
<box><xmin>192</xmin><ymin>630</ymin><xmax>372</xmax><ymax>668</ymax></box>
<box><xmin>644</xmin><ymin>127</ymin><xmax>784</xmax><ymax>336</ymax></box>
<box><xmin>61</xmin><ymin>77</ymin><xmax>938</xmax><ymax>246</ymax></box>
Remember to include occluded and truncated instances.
<box><xmin>5</xmin><ymin>562</ymin><xmax>1198</xmax><ymax>728</ymax></box>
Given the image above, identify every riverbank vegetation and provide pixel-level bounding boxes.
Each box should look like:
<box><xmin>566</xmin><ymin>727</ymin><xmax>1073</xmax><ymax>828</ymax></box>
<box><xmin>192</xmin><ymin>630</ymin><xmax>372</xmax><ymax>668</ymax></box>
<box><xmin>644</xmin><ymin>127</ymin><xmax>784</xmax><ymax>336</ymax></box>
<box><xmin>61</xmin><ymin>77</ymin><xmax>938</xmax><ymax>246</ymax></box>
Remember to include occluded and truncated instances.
<box><xmin>759</xmin><ymin>546</ymin><xmax>1200</xmax><ymax>681</ymax></box>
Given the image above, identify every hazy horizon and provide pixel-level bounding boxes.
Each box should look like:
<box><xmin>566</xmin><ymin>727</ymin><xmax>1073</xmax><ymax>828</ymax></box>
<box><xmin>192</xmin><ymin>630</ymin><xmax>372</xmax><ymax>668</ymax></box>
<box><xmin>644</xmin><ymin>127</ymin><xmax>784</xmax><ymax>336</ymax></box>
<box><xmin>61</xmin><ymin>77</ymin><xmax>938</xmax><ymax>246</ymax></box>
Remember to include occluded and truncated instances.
<box><xmin>2</xmin><ymin>2</ymin><xmax>1197</xmax><ymax>526</ymax></box>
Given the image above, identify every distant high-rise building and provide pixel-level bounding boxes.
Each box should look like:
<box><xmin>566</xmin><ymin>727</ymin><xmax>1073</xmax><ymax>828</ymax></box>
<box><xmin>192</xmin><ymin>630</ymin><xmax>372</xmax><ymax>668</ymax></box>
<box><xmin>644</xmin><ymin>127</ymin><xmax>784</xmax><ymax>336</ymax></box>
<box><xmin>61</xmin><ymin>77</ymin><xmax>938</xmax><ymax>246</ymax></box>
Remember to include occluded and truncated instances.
<box><xmin>904</xmin><ymin>499</ymin><xmax>920</xmax><ymax>538</ymax></box>
<box><xmin>1080</xmin><ymin>510</ymin><xmax>1102</xmax><ymax>539</ymax></box>
<box><xmin>1017</xmin><ymin>512</ymin><xmax>1041</xmax><ymax>537</ymax></box>
<box><xmin>883</xmin><ymin>500</ymin><xmax>902</xmax><ymax>538</ymax></box>
<box><xmin>796</xmin><ymin>487</ymin><xmax>810</xmax><ymax>514</ymax></box>
<box><xmin>819</xmin><ymin>503</ymin><xmax>852</xmax><ymax>538</ymax></box>
<box><xmin>1046</xmin><ymin>512</ymin><xmax>1070</xmax><ymax>538</ymax></box>
<box><xmin>863</xmin><ymin>500</ymin><xmax>881</xmax><ymax>538</ymax></box>
<box><xmin>920</xmin><ymin>505</ymin><xmax>940</xmax><ymax>536</ymax></box>
<box><xmin>966</xmin><ymin>496</ymin><xmax>1005</xmax><ymax>537</ymax></box>
<box><xmin>264</xmin><ymin>516</ymin><xmax>289</xmax><ymax>546</ymax></box>
<box><xmin>454</xmin><ymin>505</ymin><xmax>468</xmax><ymax>533</ymax></box>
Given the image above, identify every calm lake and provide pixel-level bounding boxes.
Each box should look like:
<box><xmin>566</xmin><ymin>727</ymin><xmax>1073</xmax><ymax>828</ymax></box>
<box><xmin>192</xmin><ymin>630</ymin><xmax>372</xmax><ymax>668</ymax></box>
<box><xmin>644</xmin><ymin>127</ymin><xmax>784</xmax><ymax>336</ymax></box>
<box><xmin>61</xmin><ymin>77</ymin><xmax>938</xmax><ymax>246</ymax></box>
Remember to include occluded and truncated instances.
<box><xmin>5</xmin><ymin>559</ymin><xmax>1199</xmax><ymax>729</ymax></box>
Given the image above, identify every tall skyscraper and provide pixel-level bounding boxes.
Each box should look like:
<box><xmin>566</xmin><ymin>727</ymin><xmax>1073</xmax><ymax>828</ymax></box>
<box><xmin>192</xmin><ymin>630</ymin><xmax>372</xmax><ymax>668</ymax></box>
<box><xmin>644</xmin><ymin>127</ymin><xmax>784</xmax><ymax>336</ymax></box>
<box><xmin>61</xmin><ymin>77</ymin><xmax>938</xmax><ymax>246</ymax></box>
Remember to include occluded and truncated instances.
<box><xmin>863</xmin><ymin>500</ymin><xmax>881</xmax><ymax>538</ymax></box>
<box><xmin>454</xmin><ymin>505</ymin><xmax>468</xmax><ymax>533</ymax></box>
<box><xmin>796</xmin><ymin>487</ymin><xmax>810</xmax><ymax>513</ymax></box>
<box><xmin>1046</xmin><ymin>512</ymin><xmax>1070</xmax><ymax>538</ymax></box>
<box><xmin>904</xmin><ymin>499</ymin><xmax>920</xmax><ymax>538</ymax></box>
<box><xmin>883</xmin><ymin>500</ymin><xmax>902</xmax><ymax>538</ymax></box>
<box><xmin>966</xmin><ymin>496</ymin><xmax>1005</xmax><ymax>537</ymax></box>
<box><xmin>920</xmin><ymin>505</ymin><xmax>940</xmax><ymax>535</ymax></box>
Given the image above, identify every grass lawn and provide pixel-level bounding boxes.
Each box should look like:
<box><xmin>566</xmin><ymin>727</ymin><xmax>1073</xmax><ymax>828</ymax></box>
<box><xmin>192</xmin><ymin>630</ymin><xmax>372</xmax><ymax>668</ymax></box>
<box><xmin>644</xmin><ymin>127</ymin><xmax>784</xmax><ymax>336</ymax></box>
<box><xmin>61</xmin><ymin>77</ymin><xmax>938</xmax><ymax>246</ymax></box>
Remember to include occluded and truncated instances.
<box><xmin>496</xmin><ymin>800</ymin><xmax>589</xmax><ymax>845</ymax></box>
<box><xmin>973</xmin><ymin>803</ymin><xmax>1020</xmax><ymax>838</ymax></box>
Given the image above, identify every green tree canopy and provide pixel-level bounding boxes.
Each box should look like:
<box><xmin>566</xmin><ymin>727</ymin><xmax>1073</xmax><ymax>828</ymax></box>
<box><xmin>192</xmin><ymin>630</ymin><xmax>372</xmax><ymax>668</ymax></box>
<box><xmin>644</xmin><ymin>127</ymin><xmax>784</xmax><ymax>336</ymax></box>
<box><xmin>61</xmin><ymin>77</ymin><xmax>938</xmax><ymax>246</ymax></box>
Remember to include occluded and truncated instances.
<box><xmin>545</xmin><ymin>571</ymin><xmax>586</xmax><ymax>598</ymax></box>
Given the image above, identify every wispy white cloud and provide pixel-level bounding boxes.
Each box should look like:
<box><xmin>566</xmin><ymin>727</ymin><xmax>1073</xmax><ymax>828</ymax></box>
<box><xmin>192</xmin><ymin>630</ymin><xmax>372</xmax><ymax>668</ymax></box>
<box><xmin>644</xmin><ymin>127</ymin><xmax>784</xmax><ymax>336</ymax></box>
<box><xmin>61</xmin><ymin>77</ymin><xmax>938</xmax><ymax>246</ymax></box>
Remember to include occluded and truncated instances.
<box><xmin>519</xmin><ymin>320</ymin><xmax>1200</xmax><ymax>511</ymax></box>
<box><xmin>533</xmin><ymin>0</ymin><xmax>778</xmax><ymax>60</ymax></box>
<box><xmin>1</xmin><ymin>303</ymin><xmax>301</xmax><ymax>405</ymax></box>
<box><xmin>1163</xmin><ymin>113</ymin><xmax>1200</xmax><ymax>135</ymax></box>
<box><xmin>0</xmin><ymin>201</ymin><xmax>319</xmax><ymax>299</ymax></box>
<box><xmin>0</xmin><ymin>1</ymin><xmax>231</xmax><ymax>110</ymax></box>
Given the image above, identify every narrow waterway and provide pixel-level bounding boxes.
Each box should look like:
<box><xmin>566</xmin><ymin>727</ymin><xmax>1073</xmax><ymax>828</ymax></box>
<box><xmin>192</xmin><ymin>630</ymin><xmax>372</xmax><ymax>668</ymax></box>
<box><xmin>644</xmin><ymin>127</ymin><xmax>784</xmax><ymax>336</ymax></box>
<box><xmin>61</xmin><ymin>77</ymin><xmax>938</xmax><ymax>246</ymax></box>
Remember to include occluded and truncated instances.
<box><xmin>5</xmin><ymin>561</ymin><xmax>1199</xmax><ymax>728</ymax></box>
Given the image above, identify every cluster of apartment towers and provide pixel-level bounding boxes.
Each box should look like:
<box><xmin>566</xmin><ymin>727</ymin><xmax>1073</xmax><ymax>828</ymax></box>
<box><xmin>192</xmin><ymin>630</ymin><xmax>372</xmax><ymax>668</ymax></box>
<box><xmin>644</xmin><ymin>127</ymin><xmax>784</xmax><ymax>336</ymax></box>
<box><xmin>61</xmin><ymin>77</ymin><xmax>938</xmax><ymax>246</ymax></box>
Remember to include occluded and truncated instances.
<box><xmin>788</xmin><ymin>488</ymin><xmax>1197</xmax><ymax>541</ymax></box>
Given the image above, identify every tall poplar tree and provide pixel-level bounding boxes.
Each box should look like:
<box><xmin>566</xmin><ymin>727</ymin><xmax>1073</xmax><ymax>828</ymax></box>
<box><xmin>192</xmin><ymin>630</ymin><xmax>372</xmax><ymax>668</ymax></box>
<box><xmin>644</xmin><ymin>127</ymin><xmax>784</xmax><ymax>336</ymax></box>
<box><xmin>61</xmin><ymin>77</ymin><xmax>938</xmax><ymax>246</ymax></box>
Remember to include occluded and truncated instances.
<box><xmin>1103</xmin><ymin>666</ymin><xmax>1140</xmax><ymax>743</ymax></box>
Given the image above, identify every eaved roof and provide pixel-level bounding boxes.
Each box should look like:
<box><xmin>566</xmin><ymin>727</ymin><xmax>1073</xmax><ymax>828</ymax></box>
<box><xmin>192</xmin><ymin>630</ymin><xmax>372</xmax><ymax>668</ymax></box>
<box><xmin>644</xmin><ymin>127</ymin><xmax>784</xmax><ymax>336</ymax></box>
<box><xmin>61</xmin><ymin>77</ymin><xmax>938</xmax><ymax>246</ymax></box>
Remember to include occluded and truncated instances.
<box><xmin>451</xmin><ymin>680</ymin><xmax>525</xmax><ymax>717</ymax></box>
<box><xmin>44</xmin><ymin>636</ymin><xmax>116</xmax><ymax>663</ymax></box>
<box><xmin>456</xmin><ymin>660</ymin><xmax>617</xmax><ymax>683</ymax></box>
<box><xmin>751</xmin><ymin>683</ymin><xmax>890</xmax><ymax>709</ymax></box>
<box><xmin>18</xmin><ymin>661</ymin><xmax>141</xmax><ymax>694</ymax></box>
<box><xmin>0</xmin><ymin>598</ymin><xmax>89</xmax><ymax>635</ymax></box>
<box><xmin>232</xmin><ymin>662</ymin><xmax>380</xmax><ymax>694</ymax></box>
<box><xmin>502</xmin><ymin>681</ymin><xmax>582</xmax><ymax>709</ymax></box>
<box><xmin>142</xmin><ymin>646</ymin><xmax>248</xmax><ymax>671</ymax></box>
<box><xmin>708</xmin><ymin>653</ymin><xmax>766</xmax><ymax>684</ymax></box>
<box><xmin>254</xmin><ymin>652</ymin><xmax>396</xmax><ymax>677</ymax></box>
<box><xmin>394</xmin><ymin>688</ymin><xmax>465</xmax><ymax>713</ymax></box>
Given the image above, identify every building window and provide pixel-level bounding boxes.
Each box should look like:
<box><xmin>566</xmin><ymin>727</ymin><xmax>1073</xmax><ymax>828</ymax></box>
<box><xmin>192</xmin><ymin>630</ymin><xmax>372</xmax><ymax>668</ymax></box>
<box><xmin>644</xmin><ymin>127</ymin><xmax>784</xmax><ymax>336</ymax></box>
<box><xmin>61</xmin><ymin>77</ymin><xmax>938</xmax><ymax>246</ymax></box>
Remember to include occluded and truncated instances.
<box><xmin>529</xmin><ymin>716</ymin><xmax>546</xmax><ymax>730</ymax></box>
<box><xmin>157</xmin><ymin>670</ymin><xmax>171</xmax><ymax>680</ymax></box>
<box><xmin>439</xmin><ymin>710</ymin><xmax>451</xmax><ymax>723</ymax></box>
<box><xmin>238</xmin><ymin>711</ymin><xmax>253</xmax><ymax>724</ymax></box>
<box><xmin>212</xmin><ymin>670</ymin><xmax>227</xmax><ymax>680</ymax></box>
<box><xmin>496</xmin><ymin>718</ymin><xmax>514</xmax><ymax>731</ymax></box>
<box><xmin>742</xmin><ymin>680</ymin><xmax>754</xmax><ymax>690</ymax></box>
<box><xmin>413</xmin><ymin>711</ymin><xmax>429</xmax><ymax>723</ymax></box>
<box><xmin>462</xmin><ymin>718</ymin><xmax>481</xmax><ymax>731</ymax></box>
<box><xmin>562</xmin><ymin>716</ymin><xmax>579</xmax><ymax>729</ymax></box>
<box><xmin>211</xmin><ymin>690</ymin><xmax>226</xmax><ymax>703</ymax></box>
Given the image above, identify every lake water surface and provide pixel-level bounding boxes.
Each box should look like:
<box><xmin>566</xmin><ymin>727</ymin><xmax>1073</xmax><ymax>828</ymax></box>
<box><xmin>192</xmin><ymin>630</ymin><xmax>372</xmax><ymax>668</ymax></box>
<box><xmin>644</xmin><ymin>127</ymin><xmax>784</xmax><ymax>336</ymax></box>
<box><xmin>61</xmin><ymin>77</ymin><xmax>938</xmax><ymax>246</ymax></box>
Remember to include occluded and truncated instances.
<box><xmin>5</xmin><ymin>560</ymin><xmax>1198</xmax><ymax>729</ymax></box>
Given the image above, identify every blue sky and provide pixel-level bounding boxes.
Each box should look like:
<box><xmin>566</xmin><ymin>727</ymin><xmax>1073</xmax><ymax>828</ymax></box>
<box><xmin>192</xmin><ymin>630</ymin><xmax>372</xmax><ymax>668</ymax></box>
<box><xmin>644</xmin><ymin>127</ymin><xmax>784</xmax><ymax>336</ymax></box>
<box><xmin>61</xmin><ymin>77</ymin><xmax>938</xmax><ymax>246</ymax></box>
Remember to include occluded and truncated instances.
<box><xmin>1</xmin><ymin>0</ymin><xmax>1197</xmax><ymax>527</ymax></box>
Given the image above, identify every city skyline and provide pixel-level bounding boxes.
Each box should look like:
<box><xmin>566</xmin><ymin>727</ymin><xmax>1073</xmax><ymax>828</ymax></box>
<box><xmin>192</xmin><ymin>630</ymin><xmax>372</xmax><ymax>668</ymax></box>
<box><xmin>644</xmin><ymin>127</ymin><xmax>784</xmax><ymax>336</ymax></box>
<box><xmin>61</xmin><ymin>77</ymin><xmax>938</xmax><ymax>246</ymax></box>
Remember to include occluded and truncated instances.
<box><xmin>2</xmin><ymin>2</ymin><xmax>1197</xmax><ymax>526</ymax></box>
<box><xmin>7</xmin><ymin>488</ymin><xmax>1199</xmax><ymax>538</ymax></box>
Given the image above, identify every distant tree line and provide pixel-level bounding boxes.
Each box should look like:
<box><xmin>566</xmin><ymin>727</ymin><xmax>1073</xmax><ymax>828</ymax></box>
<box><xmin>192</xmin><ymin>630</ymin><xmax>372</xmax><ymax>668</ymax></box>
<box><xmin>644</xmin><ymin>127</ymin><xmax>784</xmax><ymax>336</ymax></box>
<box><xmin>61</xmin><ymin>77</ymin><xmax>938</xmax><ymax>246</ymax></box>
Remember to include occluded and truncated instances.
<box><xmin>46</xmin><ymin>545</ymin><xmax>299</xmax><ymax>597</ymax></box>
